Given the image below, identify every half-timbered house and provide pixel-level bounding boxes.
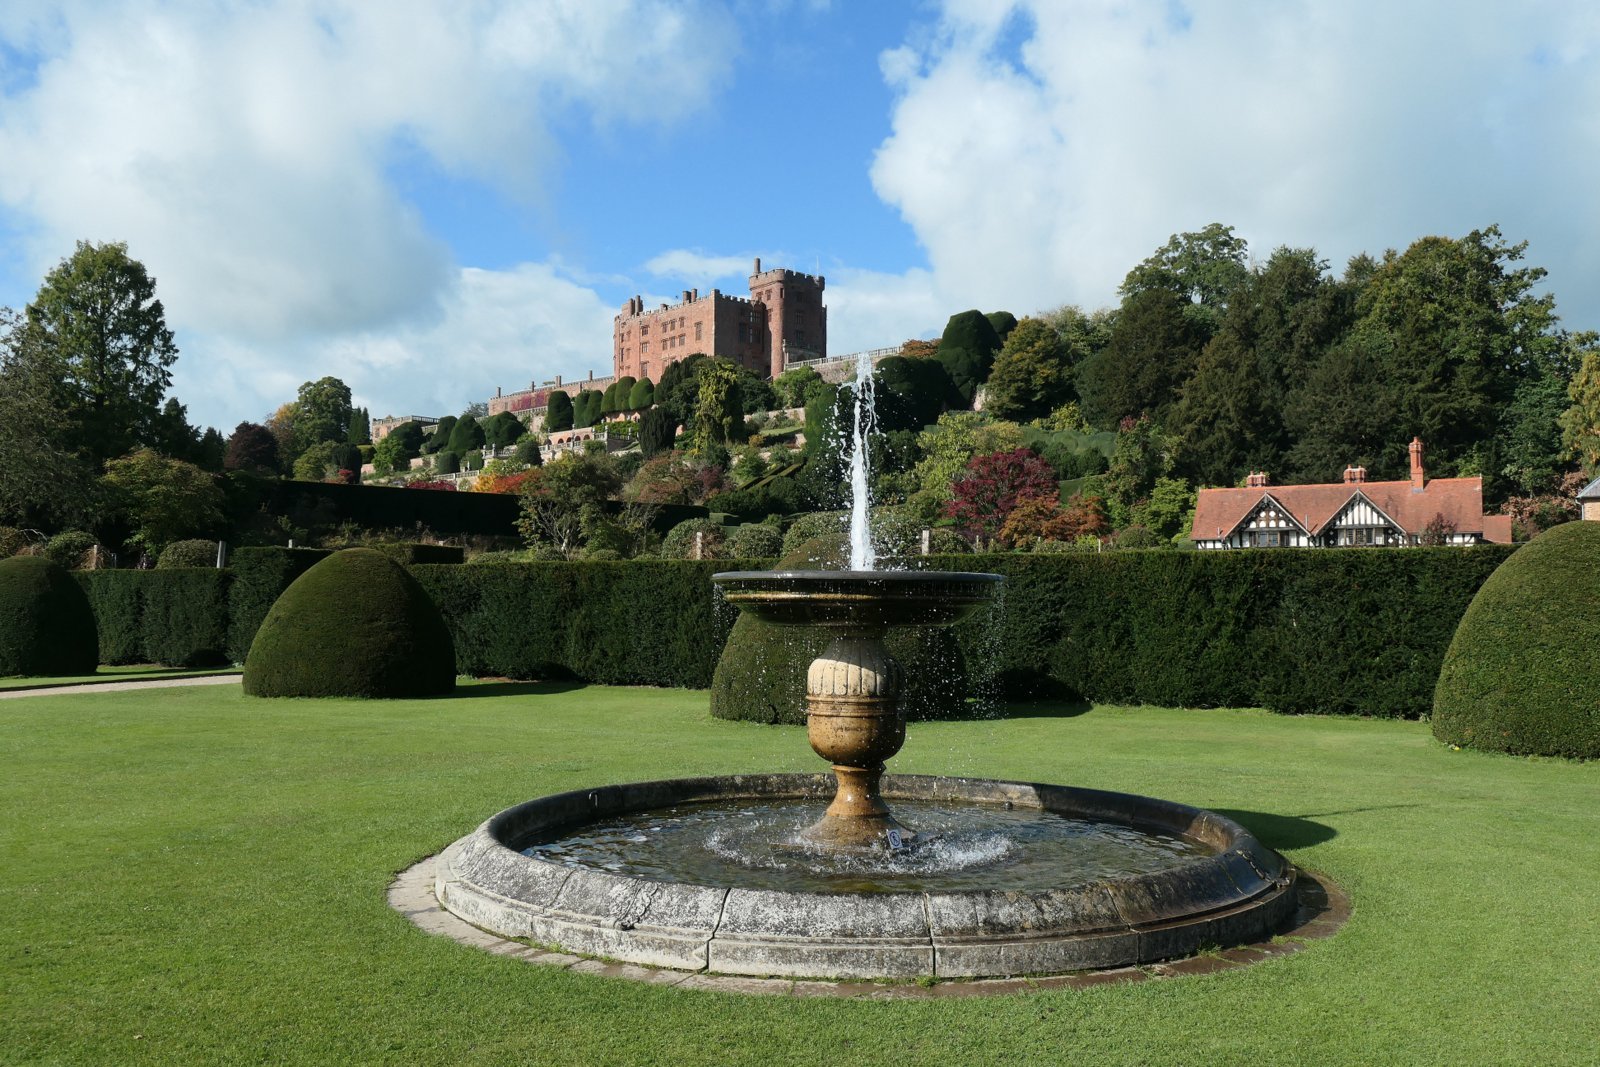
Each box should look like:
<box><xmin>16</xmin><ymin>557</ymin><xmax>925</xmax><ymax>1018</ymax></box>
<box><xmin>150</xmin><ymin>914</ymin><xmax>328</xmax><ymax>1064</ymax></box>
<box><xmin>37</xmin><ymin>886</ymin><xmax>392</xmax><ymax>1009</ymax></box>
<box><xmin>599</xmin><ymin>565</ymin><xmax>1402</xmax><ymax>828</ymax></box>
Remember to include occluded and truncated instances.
<box><xmin>1191</xmin><ymin>438</ymin><xmax>1515</xmax><ymax>549</ymax></box>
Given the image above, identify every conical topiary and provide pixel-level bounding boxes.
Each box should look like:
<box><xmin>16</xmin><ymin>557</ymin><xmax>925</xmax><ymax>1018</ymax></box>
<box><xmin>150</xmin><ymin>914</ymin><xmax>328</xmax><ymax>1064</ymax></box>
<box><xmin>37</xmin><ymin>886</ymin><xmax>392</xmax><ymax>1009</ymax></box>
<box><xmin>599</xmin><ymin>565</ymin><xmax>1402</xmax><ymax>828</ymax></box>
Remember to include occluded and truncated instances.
<box><xmin>709</xmin><ymin>534</ymin><xmax>988</xmax><ymax>724</ymax></box>
<box><xmin>243</xmin><ymin>548</ymin><xmax>455</xmax><ymax>698</ymax></box>
<box><xmin>0</xmin><ymin>555</ymin><xmax>99</xmax><ymax>677</ymax></box>
<box><xmin>1432</xmin><ymin>521</ymin><xmax>1600</xmax><ymax>759</ymax></box>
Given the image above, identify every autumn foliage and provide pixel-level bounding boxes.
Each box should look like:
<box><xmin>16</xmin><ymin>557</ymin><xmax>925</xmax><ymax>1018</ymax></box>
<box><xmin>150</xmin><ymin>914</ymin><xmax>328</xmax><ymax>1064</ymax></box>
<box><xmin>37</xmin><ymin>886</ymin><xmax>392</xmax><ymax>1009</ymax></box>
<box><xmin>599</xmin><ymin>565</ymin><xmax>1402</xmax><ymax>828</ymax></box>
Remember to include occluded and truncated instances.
<box><xmin>944</xmin><ymin>447</ymin><xmax>1059</xmax><ymax>539</ymax></box>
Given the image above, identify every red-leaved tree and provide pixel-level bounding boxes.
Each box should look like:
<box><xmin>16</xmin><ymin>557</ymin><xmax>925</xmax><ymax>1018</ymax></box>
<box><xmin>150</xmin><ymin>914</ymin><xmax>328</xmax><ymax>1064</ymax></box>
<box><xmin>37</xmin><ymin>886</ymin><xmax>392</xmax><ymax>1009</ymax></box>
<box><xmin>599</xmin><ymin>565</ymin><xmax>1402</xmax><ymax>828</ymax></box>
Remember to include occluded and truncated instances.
<box><xmin>944</xmin><ymin>447</ymin><xmax>1059</xmax><ymax>539</ymax></box>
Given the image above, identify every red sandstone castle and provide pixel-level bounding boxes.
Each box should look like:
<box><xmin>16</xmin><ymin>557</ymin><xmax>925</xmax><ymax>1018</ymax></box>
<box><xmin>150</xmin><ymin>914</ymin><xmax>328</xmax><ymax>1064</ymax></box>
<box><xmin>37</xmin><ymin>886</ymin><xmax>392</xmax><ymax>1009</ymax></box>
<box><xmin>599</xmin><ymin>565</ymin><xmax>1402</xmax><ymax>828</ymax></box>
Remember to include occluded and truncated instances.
<box><xmin>612</xmin><ymin>258</ymin><xmax>826</xmax><ymax>382</ymax></box>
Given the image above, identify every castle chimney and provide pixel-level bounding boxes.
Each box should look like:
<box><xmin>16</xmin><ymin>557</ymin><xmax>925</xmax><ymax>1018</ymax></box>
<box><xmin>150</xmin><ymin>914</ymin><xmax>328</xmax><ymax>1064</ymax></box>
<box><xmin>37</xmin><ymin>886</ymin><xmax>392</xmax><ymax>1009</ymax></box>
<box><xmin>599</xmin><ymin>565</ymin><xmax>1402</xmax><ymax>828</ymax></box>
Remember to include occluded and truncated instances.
<box><xmin>1343</xmin><ymin>465</ymin><xmax>1366</xmax><ymax>484</ymax></box>
<box><xmin>1246</xmin><ymin>471</ymin><xmax>1269</xmax><ymax>488</ymax></box>
<box><xmin>753</xmin><ymin>257</ymin><xmax>761</xmax><ymax>275</ymax></box>
<box><xmin>1409</xmin><ymin>437</ymin><xmax>1425</xmax><ymax>490</ymax></box>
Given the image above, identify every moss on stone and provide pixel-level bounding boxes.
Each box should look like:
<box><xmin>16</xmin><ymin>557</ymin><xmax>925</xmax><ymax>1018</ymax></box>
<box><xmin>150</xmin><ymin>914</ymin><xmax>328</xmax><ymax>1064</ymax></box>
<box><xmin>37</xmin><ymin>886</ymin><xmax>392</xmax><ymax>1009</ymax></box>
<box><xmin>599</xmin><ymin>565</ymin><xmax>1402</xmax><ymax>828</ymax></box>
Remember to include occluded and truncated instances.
<box><xmin>243</xmin><ymin>548</ymin><xmax>455</xmax><ymax>698</ymax></box>
<box><xmin>1432</xmin><ymin>521</ymin><xmax>1600</xmax><ymax>758</ymax></box>
<box><xmin>0</xmin><ymin>556</ymin><xmax>99</xmax><ymax>676</ymax></box>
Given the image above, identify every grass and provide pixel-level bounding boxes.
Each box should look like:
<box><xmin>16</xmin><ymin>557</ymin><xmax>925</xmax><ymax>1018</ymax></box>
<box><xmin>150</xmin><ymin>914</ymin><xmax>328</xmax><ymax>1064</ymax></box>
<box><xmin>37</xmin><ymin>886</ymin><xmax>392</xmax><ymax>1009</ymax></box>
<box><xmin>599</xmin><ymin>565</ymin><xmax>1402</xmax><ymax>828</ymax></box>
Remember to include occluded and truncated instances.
<box><xmin>0</xmin><ymin>665</ymin><xmax>242</xmax><ymax>690</ymax></box>
<box><xmin>3</xmin><ymin>681</ymin><xmax>1598</xmax><ymax>1066</ymax></box>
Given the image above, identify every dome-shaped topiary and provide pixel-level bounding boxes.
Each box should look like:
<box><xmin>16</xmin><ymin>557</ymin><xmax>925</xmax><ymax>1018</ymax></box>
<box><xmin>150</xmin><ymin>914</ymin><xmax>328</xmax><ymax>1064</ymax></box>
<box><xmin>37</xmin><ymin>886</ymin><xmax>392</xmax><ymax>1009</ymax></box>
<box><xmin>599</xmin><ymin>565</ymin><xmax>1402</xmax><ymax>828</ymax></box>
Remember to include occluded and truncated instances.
<box><xmin>1432</xmin><ymin>522</ymin><xmax>1600</xmax><ymax>758</ymax></box>
<box><xmin>0</xmin><ymin>556</ymin><xmax>99</xmax><ymax>676</ymax></box>
<box><xmin>710</xmin><ymin>534</ymin><xmax>990</xmax><ymax>724</ymax></box>
<box><xmin>243</xmin><ymin>548</ymin><xmax>455</xmax><ymax>698</ymax></box>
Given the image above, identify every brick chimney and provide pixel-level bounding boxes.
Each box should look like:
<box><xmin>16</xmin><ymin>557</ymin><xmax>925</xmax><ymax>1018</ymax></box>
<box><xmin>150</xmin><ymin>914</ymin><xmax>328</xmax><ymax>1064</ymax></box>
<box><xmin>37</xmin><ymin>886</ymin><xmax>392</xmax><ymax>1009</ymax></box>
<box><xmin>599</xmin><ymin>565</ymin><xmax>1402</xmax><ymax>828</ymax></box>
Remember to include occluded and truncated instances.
<box><xmin>1409</xmin><ymin>437</ymin><xmax>1425</xmax><ymax>490</ymax></box>
<box><xmin>1246</xmin><ymin>471</ymin><xmax>1269</xmax><ymax>488</ymax></box>
<box><xmin>1343</xmin><ymin>465</ymin><xmax>1366</xmax><ymax>484</ymax></box>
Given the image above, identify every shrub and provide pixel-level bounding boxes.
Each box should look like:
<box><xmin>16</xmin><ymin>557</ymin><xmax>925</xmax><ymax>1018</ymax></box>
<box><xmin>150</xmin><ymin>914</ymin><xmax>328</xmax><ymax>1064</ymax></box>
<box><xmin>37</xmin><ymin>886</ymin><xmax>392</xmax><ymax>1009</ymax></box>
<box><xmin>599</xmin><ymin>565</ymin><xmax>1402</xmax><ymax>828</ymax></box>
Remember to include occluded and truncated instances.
<box><xmin>227</xmin><ymin>547</ymin><xmax>333</xmax><ymax>663</ymax></box>
<box><xmin>0</xmin><ymin>556</ymin><xmax>99</xmax><ymax>676</ymax></box>
<box><xmin>725</xmin><ymin>524</ymin><xmax>782</xmax><ymax>559</ymax></box>
<box><xmin>1432</xmin><ymin>523</ymin><xmax>1600</xmax><ymax>758</ymax></box>
<box><xmin>709</xmin><ymin>540</ymin><xmax>992</xmax><ymax>724</ymax></box>
<box><xmin>77</xmin><ymin>569</ymin><xmax>232</xmax><ymax>667</ymax></box>
<box><xmin>780</xmin><ymin>511</ymin><xmax>848</xmax><ymax>556</ymax></box>
<box><xmin>434</xmin><ymin>451</ymin><xmax>461</xmax><ymax>475</ymax></box>
<box><xmin>157</xmin><ymin>539</ymin><xmax>219</xmax><ymax>569</ymax></box>
<box><xmin>0</xmin><ymin>527</ymin><xmax>27</xmax><ymax>558</ymax></box>
<box><xmin>661</xmin><ymin>518</ymin><xmax>725</xmax><ymax>560</ymax></box>
<box><xmin>42</xmin><ymin>531</ymin><xmax>96</xmax><ymax>569</ymax></box>
<box><xmin>243</xmin><ymin>548</ymin><xmax>455</xmax><ymax>698</ymax></box>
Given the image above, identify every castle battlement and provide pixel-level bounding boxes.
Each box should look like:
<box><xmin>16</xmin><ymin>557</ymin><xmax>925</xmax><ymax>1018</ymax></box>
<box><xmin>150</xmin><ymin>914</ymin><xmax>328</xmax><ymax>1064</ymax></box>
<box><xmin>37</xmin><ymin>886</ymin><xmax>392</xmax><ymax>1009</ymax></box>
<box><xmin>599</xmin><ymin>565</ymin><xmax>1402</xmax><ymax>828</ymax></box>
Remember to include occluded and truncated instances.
<box><xmin>611</xmin><ymin>255</ymin><xmax>826</xmax><ymax>383</ymax></box>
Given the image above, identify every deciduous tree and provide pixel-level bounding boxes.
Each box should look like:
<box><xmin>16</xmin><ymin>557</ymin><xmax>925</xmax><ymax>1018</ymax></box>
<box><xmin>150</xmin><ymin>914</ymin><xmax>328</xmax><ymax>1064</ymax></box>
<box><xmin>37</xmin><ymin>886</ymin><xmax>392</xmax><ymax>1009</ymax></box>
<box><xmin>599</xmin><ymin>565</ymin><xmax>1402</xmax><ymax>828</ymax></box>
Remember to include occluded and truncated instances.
<box><xmin>944</xmin><ymin>447</ymin><xmax>1058</xmax><ymax>540</ymax></box>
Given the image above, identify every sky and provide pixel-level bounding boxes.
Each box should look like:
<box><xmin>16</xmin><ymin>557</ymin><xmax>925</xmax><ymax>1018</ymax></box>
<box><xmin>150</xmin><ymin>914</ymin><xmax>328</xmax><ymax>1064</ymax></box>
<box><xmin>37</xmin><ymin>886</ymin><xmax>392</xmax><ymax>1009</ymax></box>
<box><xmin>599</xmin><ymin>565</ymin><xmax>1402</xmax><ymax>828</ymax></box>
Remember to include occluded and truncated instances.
<box><xmin>2</xmin><ymin>0</ymin><xmax>1600</xmax><ymax>434</ymax></box>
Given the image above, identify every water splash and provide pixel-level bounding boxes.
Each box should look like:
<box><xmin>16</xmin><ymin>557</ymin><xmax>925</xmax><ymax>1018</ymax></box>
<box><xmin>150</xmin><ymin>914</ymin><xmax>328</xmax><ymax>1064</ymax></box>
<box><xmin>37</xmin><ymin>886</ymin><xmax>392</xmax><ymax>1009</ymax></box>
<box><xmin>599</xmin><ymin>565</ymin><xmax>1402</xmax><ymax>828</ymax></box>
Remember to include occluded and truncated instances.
<box><xmin>846</xmin><ymin>347</ymin><xmax>877</xmax><ymax>570</ymax></box>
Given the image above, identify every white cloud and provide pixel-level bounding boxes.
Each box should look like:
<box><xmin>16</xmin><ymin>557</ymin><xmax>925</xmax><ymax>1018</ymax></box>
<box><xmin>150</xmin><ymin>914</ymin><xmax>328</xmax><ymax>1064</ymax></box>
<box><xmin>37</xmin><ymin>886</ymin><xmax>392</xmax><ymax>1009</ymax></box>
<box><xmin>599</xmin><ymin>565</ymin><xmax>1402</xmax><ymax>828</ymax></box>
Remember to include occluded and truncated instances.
<box><xmin>870</xmin><ymin>1</ymin><xmax>1600</xmax><ymax>325</ymax></box>
<box><xmin>174</xmin><ymin>260</ymin><xmax>617</xmax><ymax>428</ymax></box>
<box><xmin>0</xmin><ymin>0</ymin><xmax>735</xmax><ymax>425</ymax></box>
<box><xmin>643</xmin><ymin>250</ymin><xmax>755</xmax><ymax>284</ymax></box>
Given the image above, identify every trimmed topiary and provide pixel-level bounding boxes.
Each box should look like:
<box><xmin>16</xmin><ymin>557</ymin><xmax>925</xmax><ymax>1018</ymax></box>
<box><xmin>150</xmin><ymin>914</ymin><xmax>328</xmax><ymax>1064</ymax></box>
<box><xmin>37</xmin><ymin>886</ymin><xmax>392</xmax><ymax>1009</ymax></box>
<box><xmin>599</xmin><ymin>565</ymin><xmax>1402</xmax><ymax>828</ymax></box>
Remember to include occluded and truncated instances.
<box><xmin>661</xmin><ymin>518</ymin><xmax>725</xmax><ymax>560</ymax></box>
<box><xmin>1432</xmin><ymin>523</ymin><xmax>1600</xmax><ymax>759</ymax></box>
<box><xmin>157</xmin><ymin>539</ymin><xmax>219</xmax><ymax>569</ymax></box>
<box><xmin>243</xmin><ymin>548</ymin><xmax>455</xmax><ymax>698</ymax></box>
<box><xmin>710</xmin><ymin>534</ymin><xmax>990</xmax><ymax>724</ymax></box>
<box><xmin>0</xmin><ymin>556</ymin><xmax>99</xmax><ymax>676</ymax></box>
<box><xmin>725</xmin><ymin>524</ymin><xmax>782</xmax><ymax>560</ymax></box>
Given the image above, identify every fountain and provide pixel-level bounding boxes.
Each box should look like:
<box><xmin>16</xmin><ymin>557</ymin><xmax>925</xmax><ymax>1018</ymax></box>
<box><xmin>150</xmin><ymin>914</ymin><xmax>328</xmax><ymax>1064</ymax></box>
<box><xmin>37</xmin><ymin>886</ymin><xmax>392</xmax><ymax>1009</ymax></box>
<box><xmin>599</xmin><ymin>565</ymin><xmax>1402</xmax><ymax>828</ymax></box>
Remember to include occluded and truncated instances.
<box><xmin>426</xmin><ymin>352</ymin><xmax>1301</xmax><ymax>981</ymax></box>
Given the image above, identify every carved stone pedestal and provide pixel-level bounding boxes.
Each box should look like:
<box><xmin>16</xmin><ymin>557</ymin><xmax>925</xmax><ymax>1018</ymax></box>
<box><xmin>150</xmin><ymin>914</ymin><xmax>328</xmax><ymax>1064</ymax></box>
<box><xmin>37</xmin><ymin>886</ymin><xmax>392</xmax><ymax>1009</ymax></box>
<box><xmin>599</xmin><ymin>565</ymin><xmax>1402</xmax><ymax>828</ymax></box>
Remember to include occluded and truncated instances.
<box><xmin>799</xmin><ymin>631</ymin><xmax>916</xmax><ymax>851</ymax></box>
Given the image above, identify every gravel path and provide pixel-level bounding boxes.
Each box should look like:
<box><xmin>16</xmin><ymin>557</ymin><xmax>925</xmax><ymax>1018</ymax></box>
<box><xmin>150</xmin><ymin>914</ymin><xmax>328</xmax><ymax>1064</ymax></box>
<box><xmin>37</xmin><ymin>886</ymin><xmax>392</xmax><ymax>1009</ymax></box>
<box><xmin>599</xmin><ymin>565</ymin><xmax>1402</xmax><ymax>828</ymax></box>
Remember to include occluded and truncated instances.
<box><xmin>0</xmin><ymin>674</ymin><xmax>242</xmax><ymax>699</ymax></box>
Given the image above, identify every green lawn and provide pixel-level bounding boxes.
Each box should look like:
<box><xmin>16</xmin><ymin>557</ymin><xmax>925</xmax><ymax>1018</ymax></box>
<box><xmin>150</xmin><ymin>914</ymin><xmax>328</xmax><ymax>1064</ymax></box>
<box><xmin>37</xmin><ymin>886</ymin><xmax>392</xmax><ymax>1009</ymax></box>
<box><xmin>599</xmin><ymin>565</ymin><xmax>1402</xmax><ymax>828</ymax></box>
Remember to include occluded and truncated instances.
<box><xmin>0</xmin><ymin>665</ymin><xmax>241</xmax><ymax>691</ymax></box>
<box><xmin>3</xmin><ymin>682</ymin><xmax>1597</xmax><ymax>1066</ymax></box>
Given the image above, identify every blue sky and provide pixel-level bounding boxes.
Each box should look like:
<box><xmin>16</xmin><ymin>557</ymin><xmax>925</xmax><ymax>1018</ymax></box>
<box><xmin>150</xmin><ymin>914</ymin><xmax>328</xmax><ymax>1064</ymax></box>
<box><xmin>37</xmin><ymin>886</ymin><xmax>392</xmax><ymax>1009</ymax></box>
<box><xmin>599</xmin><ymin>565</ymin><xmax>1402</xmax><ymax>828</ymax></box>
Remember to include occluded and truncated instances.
<box><xmin>3</xmin><ymin>1</ymin><xmax>1600</xmax><ymax>433</ymax></box>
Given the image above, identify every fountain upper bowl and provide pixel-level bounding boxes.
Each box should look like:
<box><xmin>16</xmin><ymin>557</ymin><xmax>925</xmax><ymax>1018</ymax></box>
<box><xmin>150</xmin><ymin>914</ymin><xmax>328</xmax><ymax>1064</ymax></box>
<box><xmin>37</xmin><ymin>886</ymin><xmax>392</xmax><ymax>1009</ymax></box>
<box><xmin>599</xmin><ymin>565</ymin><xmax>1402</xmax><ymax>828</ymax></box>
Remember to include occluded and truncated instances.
<box><xmin>712</xmin><ymin>569</ymin><xmax>1003</xmax><ymax>629</ymax></box>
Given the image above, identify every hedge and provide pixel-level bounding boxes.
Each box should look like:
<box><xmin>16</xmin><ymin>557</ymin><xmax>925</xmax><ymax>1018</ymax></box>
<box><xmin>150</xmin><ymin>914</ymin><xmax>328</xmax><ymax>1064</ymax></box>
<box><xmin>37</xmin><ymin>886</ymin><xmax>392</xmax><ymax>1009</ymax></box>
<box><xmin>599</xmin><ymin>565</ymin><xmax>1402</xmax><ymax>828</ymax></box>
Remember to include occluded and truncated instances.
<box><xmin>228</xmin><ymin>547</ymin><xmax>333</xmax><ymax>664</ymax></box>
<box><xmin>415</xmin><ymin>547</ymin><xmax>1511</xmax><ymax>717</ymax></box>
<box><xmin>76</xmin><ymin>569</ymin><xmax>231</xmax><ymax>667</ymax></box>
<box><xmin>411</xmin><ymin>560</ymin><xmax>769</xmax><ymax>688</ymax></box>
<box><xmin>0</xmin><ymin>557</ymin><xmax>98</xmax><ymax>676</ymax></box>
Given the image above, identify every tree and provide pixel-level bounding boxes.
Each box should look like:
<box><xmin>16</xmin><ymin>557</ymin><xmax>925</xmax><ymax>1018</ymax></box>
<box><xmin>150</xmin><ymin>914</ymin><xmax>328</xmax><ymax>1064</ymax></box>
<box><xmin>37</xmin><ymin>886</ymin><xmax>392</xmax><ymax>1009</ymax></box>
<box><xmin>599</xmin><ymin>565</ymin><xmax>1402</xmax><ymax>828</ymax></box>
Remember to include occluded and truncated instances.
<box><xmin>195</xmin><ymin>427</ymin><xmax>226</xmax><ymax>472</ymax></box>
<box><xmin>910</xmin><ymin>411</ymin><xmax>1027</xmax><ymax>508</ymax></box>
<box><xmin>898</xmin><ymin>337</ymin><xmax>940</xmax><ymax>359</ymax></box>
<box><xmin>639</xmin><ymin>407</ymin><xmax>679</xmax><ymax>458</ymax></box>
<box><xmin>1560</xmin><ymin>339</ymin><xmax>1600</xmax><ymax>475</ymax></box>
<box><xmin>0</xmin><ymin>307</ymin><xmax>99</xmax><ymax>526</ymax></box>
<box><xmin>150</xmin><ymin>397</ymin><xmax>201</xmax><ymax>462</ymax></box>
<box><xmin>291</xmin><ymin>377</ymin><xmax>352</xmax><ymax>454</ymax></box>
<box><xmin>627</xmin><ymin>377</ymin><xmax>655</xmax><ymax>411</ymax></box>
<box><xmin>224</xmin><ymin>422</ymin><xmax>279</xmax><ymax>474</ymax></box>
<box><xmin>983</xmin><ymin>317</ymin><xmax>1073</xmax><ymax>422</ymax></box>
<box><xmin>513</xmin><ymin>436</ymin><xmax>544</xmax><ymax>467</ymax></box>
<box><xmin>874</xmin><ymin>356</ymin><xmax>951</xmax><ymax>432</ymax></box>
<box><xmin>447</xmin><ymin>415</ymin><xmax>485</xmax><ymax>454</ymax></box>
<box><xmin>544</xmin><ymin>390</ymin><xmax>574</xmax><ymax>433</ymax></box>
<box><xmin>371</xmin><ymin>420</ymin><xmax>425</xmax><ymax>475</ymax></box>
<box><xmin>936</xmin><ymin>310</ymin><xmax>1003</xmax><ymax>407</ymax></box>
<box><xmin>1076</xmin><ymin>288</ymin><xmax>1203</xmax><ymax>429</ymax></box>
<box><xmin>1102</xmin><ymin>416</ymin><xmax>1177</xmax><ymax>528</ymax></box>
<box><xmin>292</xmin><ymin>440</ymin><xmax>360</xmax><ymax>481</ymax></box>
<box><xmin>24</xmin><ymin>240</ymin><xmax>178</xmax><ymax>464</ymax></box>
<box><xmin>657</xmin><ymin>353</ymin><xmax>709</xmax><ymax>425</ymax></box>
<box><xmin>572</xmin><ymin>390</ymin><xmax>603</xmax><ymax>429</ymax></box>
<box><xmin>347</xmin><ymin>407</ymin><xmax>372</xmax><ymax>446</ymax></box>
<box><xmin>482</xmin><ymin>411</ymin><xmax>526</xmax><ymax>449</ymax></box>
<box><xmin>773</xmin><ymin>365</ymin><xmax>822</xmax><ymax>409</ymax></box>
<box><xmin>101</xmin><ymin>448</ymin><xmax>224</xmax><ymax>554</ymax></box>
<box><xmin>420</xmin><ymin>415</ymin><xmax>456</xmax><ymax>455</ymax></box>
<box><xmin>265</xmin><ymin>403</ymin><xmax>298</xmax><ymax>471</ymax></box>
<box><xmin>985</xmin><ymin>311</ymin><xmax>1018</xmax><ymax>345</ymax></box>
<box><xmin>1119</xmin><ymin>222</ymin><xmax>1250</xmax><ymax>338</ymax></box>
<box><xmin>944</xmin><ymin>448</ymin><xmax>1059</xmax><ymax>540</ymax></box>
<box><xmin>691</xmin><ymin>359</ymin><xmax>743</xmax><ymax>452</ymax></box>
<box><xmin>515</xmin><ymin>453</ymin><xmax>624</xmax><ymax>557</ymax></box>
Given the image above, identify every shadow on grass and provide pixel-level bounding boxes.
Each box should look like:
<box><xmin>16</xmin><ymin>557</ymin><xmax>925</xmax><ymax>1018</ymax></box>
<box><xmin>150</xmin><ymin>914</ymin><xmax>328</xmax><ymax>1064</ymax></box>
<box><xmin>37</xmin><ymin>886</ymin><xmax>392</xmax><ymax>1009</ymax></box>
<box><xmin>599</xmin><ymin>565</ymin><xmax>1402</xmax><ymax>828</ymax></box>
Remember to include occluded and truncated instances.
<box><xmin>1213</xmin><ymin>805</ymin><xmax>1416</xmax><ymax>849</ymax></box>
<box><xmin>996</xmin><ymin>697</ymin><xmax>1093</xmax><ymax>719</ymax></box>
<box><xmin>441</xmin><ymin>679</ymin><xmax>591</xmax><ymax>699</ymax></box>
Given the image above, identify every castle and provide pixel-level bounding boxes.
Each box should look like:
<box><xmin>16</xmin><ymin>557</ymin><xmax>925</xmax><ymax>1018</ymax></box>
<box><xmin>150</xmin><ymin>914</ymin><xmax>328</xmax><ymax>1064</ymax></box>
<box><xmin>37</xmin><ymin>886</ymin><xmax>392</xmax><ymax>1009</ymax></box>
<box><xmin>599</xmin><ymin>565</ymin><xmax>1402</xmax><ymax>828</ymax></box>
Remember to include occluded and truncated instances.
<box><xmin>612</xmin><ymin>258</ymin><xmax>826</xmax><ymax>382</ymax></box>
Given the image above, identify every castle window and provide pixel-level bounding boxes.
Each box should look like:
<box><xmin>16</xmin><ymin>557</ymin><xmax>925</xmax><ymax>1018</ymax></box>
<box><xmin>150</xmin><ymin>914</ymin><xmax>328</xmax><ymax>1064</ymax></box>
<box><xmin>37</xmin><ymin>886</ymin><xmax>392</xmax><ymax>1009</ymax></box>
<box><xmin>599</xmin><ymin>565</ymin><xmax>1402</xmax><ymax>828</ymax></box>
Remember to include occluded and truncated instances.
<box><xmin>695</xmin><ymin>322</ymin><xmax>703</xmax><ymax>341</ymax></box>
<box><xmin>641</xmin><ymin>342</ymin><xmax>650</xmax><ymax>354</ymax></box>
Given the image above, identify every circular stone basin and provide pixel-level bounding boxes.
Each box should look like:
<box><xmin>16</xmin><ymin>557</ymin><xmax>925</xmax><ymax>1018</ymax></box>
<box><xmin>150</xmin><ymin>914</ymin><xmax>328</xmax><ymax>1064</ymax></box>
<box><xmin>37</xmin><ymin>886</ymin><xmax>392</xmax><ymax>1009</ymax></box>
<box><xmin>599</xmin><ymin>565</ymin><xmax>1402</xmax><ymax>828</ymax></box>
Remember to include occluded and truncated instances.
<box><xmin>434</xmin><ymin>774</ymin><xmax>1298</xmax><ymax>980</ymax></box>
<box><xmin>712</xmin><ymin>570</ymin><xmax>1004</xmax><ymax>629</ymax></box>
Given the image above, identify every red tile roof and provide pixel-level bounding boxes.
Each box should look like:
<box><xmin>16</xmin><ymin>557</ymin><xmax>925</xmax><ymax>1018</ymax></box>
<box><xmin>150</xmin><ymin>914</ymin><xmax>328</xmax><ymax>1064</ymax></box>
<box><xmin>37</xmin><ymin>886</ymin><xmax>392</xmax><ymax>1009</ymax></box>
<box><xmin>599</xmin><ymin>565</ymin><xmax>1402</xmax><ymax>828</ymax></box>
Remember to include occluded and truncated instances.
<box><xmin>1191</xmin><ymin>476</ymin><xmax>1505</xmax><ymax>542</ymax></box>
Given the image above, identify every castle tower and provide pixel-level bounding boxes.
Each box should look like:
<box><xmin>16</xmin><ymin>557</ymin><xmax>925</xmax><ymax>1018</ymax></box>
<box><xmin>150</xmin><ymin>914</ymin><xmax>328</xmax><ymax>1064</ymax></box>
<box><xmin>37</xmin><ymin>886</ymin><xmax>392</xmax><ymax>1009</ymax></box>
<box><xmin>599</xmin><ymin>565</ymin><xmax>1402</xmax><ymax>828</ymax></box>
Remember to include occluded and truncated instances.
<box><xmin>749</xmin><ymin>258</ymin><xmax>826</xmax><ymax>378</ymax></box>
